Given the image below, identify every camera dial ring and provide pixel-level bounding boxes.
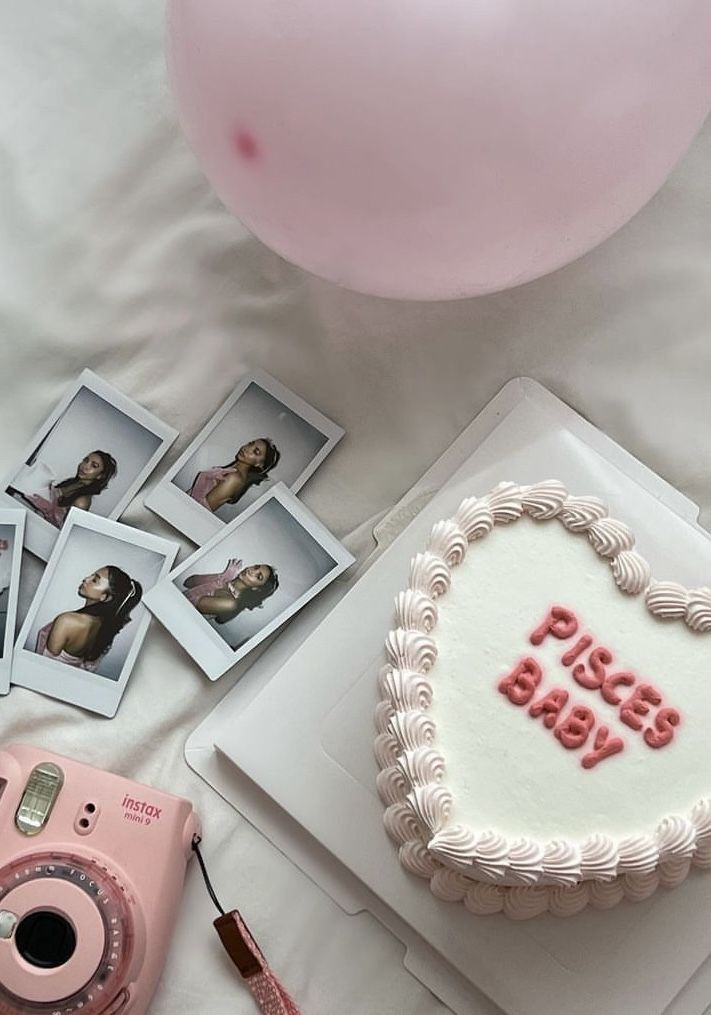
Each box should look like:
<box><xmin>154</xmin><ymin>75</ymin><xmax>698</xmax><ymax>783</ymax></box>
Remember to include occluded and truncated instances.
<box><xmin>0</xmin><ymin>852</ymin><xmax>135</xmax><ymax>1015</ymax></box>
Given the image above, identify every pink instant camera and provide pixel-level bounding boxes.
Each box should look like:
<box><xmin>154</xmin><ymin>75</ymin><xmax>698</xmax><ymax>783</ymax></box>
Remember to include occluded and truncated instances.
<box><xmin>0</xmin><ymin>744</ymin><xmax>200</xmax><ymax>1014</ymax></box>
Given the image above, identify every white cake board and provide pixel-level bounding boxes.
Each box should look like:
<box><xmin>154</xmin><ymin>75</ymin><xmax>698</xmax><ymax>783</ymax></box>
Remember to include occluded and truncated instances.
<box><xmin>186</xmin><ymin>378</ymin><xmax>711</xmax><ymax>1015</ymax></box>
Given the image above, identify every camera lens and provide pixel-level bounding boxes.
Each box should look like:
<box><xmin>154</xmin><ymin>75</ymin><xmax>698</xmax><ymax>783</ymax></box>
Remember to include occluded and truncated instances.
<box><xmin>15</xmin><ymin>911</ymin><xmax>77</xmax><ymax>969</ymax></box>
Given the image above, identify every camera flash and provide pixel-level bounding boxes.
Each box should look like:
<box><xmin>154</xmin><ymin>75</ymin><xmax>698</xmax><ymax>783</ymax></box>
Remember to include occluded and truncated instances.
<box><xmin>15</xmin><ymin>762</ymin><xmax>64</xmax><ymax>836</ymax></box>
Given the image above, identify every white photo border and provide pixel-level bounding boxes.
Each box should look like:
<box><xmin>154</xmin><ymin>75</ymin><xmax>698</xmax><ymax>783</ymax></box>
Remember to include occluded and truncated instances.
<box><xmin>12</xmin><ymin>509</ymin><xmax>179</xmax><ymax>717</ymax></box>
<box><xmin>0</xmin><ymin>369</ymin><xmax>179</xmax><ymax>561</ymax></box>
<box><xmin>144</xmin><ymin>367</ymin><xmax>344</xmax><ymax>545</ymax></box>
<box><xmin>0</xmin><ymin>509</ymin><xmax>25</xmax><ymax>695</ymax></box>
<box><xmin>144</xmin><ymin>482</ymin><xmax>355</xmax><ymax>681</ymax></box>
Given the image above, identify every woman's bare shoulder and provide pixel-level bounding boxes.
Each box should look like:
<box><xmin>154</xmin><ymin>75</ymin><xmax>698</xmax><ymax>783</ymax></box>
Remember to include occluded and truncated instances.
<box><xmin>215</xmin><ymin>470</ymin><xmax>242</xmax><ymax>491</ymax></box>
<box><xmin>53</xmin><ymin>611</ymin><xmax>91</xmax><ymax>632</ymax></box>
<box><xmin>200</xmin><ymin>593</ymin><xmax>239</xmax><ymax>619</ymax></box>
<box><xmin>206</xmin><ymin>471</ymin><xmax>244</xmax><ymax>511</ymax></box>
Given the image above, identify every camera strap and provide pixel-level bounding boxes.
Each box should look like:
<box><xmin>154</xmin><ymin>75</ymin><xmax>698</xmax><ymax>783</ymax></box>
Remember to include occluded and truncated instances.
<box><xmin>192</xmin><ymin>836</ymin><xmax>302</xmax><ymax>1015</ymax></box>
<box><xmin>214</xmin><ymin>910</ymin><xmax>301</xmax><ymax>1015</ymax></box>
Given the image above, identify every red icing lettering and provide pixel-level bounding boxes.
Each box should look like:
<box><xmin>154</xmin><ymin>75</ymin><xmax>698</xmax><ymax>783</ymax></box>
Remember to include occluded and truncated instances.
<box><xmin>561</xmin><ymin>635</ymin><xmax>593</xmax><ymax>667</ymax></box>
<box><xmin>600</xmin><ymin>670</ymin><xmax>636</xmax><ymax>706</ymax></box>
<box><xmin>620</xmin><ymin>683</ymin><xmax>662</xmax><ymax>731</ymax></box>
<box><xmin>529</xmin><ymin>606</ymin><xmax>578</xmax><ymax>646</ymax></box>
<box><xmin>496</xmin><ymin>606</ymin><xmax>683</xmax><ymax>767</ymax></box>
<box><xmin>498</xmin><ymin>657</ymin><xmax>542</xmax><ymax>706</ymax></box>
<box><xmin>572</xmin><ymin>646</ymin><xmax>613</xmax><ymax>691</ymax></box>
<box><xmin>644</xmin><ymin>707</ymin><xmax>681</xmax><ymax>749</ymax></box>
<box><xmin>581</xmin><ymin>725</ymin><xmax>625</xmax><ymax>769</ymax></box>
<box><xmin>554</xmin><ymin>705</ymin><xmax>595</xmax><ymax>749</ymax></box>
<box><xmin>528</xmin><ymin>688</ymin><xmax>569</xmax><ymax>729</ymax></box>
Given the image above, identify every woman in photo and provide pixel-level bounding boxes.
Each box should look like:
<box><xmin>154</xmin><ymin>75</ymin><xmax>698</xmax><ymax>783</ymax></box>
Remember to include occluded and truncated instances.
<box><xmin>35</xmin><ymin>564</ymin><xmax>142</xmax><ymax>671</ymax></box>
<box><xmin>188</xmin><ymin>438</ymin><xmax>280</xmax><ymax>513</ymax></box>
<box><xmin>182</xmin><ymin>558</ymin><xmax>279</xmax><ymax>623</ymax></box>
<box><xmin>0</xmin><ymin>538</ymin><xmax>10</xmax><ymax>596</ymax></box>
<box><xmin>22</xmin><ymin>450</ymin><xmax>118</xmax><ymax>528</ymax></box>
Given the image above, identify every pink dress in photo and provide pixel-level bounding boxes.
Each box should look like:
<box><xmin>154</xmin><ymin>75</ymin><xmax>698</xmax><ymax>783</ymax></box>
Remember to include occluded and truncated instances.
<box><xmin>35</xmin><ymin>621</ymin><xmax>99</xmax><ymax>672</ymax></box>
<box><xmin>27</xmin><ymin>491</ymin><xmax>68</xmax><ymax>529</ymax></box>
<box><xmin>183</xmin><ymin>559</ymin><xmax>243</xmax><ymax>607</ymax></box>
<box><xmin>188</xmin><ymin>466</ymin><xmax>237</xmax><ymax>509</ymax></box>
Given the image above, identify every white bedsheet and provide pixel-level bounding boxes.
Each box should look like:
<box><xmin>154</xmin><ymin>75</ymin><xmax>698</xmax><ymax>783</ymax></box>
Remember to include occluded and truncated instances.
<box><xmin>1</xmin><ymin>5</ymin><xmax>710</xmax><ymax>1014</ymax></box>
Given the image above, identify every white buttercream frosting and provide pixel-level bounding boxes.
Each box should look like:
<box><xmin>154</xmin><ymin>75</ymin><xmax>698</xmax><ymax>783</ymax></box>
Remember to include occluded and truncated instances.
<box><xmin>399</xmin><ymin>841</ymin><xmax>440</xmax><ymax>878</ymax></box>
<box><xmin>622</xmin><ymin>870</ymin><xmax>659</xmax><ymax>901</ymax></box>
<box><xmin>502</xmin><ymin>886</ymin><xmax>549</xmax><ymax>920</ymax></box>
<box><xmin>691</xmin><ymin>799</ymin><xmax>711</xmax><ymax>868</ymax></box>
<box><xmin>380</xmin><ymin>668</ymin><xmax>433</xmax><ymax>712</ymax></box>
<box><xmin>428</xmin><ymin>519</ymin><xmax>468</xmax><ymax>568</ymax></box>
<box><xmin>409</xmin><ymin>552</ymin><xmax>451</xmax><ymax>599</ymax></box>
<box><xmin>557</xmin><ymin>495</ymin><xmax>606</xmax><ymax>532</ymax></box>
<box><xmin>485</xmin><ymin>481</ymin><xmax>524</xmax><ymax>523</ymax></box>
<box><xmin>472</xmin><ymin>831</ymin><xmax>510</xmax><ymax>882</ymax></box>
<box><xmin>655</xmin><ymin>815</ymin><xmax>696</xmax><ymax>859</ymax></box>
<box><xmin>586</xmin><ymin>517</ymin><xmax>634</xmax><ymax>558</ymax></box>
<box><xmin>375</xmin><ymin>765</ymin><xmax>408</xmax><ymax>806</ymax></box>
<box><xmin>453</xmin><ymin>498</ymin><xmax>494</xmax><ymax>541</ymax></box>
<box><xmin>507</xmin><ymin>838</ymin><xmax>546</xmax><ymax>885</ymax></box>
<box><xmin>658</xmin><ymin>857</ymin><xmax>692</xmax><ymax>887</ymax></box>
<box><xmin>686</xmin><ymin>588</ymin><xmax>711</xmax><ymax>632</ymax></box>
<box><xmin>580</xmin><ymin>834</ymin><xmax>618</xmax><ymax>881</ymax></box>
<box><xmin>373</xmin><ymin>699</ymin><xmax>395</xmax><ymax>734</ymax></box>
<box><xmin>611</xmin><ymin>550</ymin><xmax>651</xmax><ymax>595</ymax></box>
<box><xmin>395</xmin><ymin>589</ymin><xmax>438</xmax><ymax>634</ymax></box>
<box><xmin>429</xmin><ymin>868</ymin><xmax>470</xmax><ymax>902</ymax></box>
<box><xmin>388</xmin><ymin>709</ymin><xmax>436</xmax><ymax>751</ymax></box>
<box><xmin>375</xmin><ymin>480</ymin><xmax>711</xmax><ymax>919</ymax></box>
<box><xmin>463</xmin><ymin>883</ymin><xmax>504</xmax><ymax>915</ymax></box>
<box><xmin>397</xmin><ymin>747</ymin><xmax>445</xmax><ymax>787</ymax></box>
<box><xmin>691</xmin><ymin>798</ymin><xmax>711</xmax><ymax>837</ymax></box>
<box><xmin>617</xmin><ymin>835</ymin><xmax>658</xmax><ymax>874</ymax></box>
<box><xmin>588</xmin><ymin>879</ymin><xmax>625</xmax><ymax>910</ymax></box>
<box><xmin>542</xmin><ymin>841</ymin><xmax>582</xmax><ymax>887</ymax></box>
<box><xmin>383</xmin><ymin>803</ymin><xmax>423</xmax><ymax>846</ymax></box>
<box><xmin>385</xmin><ymin>628</ymin><xmax>437</xmax><ymax>673</ymax></box>
<box><xmin>645</xmin><ymin>580</ymin><xmax>688</xmax><ymax>620</ymax></box>
<box><xmin>406</xmin><ymin>785</ymin><xmax>452</xmax><ymax>833</ymax></box>
<box><xmin>547</xmin><ymin>883</ymin><xmax>590</xmax><ymax>917</ymax></box>
<box><xmin>520</xmin><ymin>480</ymin><xmax>569</xmax><ymax>519</ymax></box>
<box><xmin>373</xmin><ymin>732</ymin><xmax>399</xmax><ymax>769</ymax></box>
<box><xmin>428</xmin><ymin>824</ymin><xmax>478</xmax><ymax>866</ymax></box>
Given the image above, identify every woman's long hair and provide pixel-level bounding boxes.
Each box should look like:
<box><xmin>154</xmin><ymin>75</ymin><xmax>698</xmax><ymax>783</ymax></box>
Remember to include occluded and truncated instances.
<box><xmin>215</xmin><ymin>567</ymin><xmax>279</xmax><ymax>624</ymax></box>
<box><xmin>222</xmin><ymin>438</ymin><xmax>280</xmax><ymax>505</ymax></box>
<box><xmin>55</xmin><ymin>450</ymin><xmax>118</xmax><ymax>508</ymax></box>
<box><xmin>76</xmin><ymin>565</ymin><xmax>142</xmax><ymax>661</ymax></box>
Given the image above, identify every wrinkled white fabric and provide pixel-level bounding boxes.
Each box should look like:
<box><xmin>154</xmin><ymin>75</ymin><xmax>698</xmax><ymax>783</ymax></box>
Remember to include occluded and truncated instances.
<box><xmin>0</xmin><ymin>4</ymin><xmax>710</xmax><ymax>1014</ymax></box>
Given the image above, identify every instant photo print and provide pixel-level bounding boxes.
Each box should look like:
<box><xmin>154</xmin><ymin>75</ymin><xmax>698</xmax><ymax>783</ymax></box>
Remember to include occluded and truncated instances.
<box><xmin>144</xmin><ymin>483</ymin><xmax>354</xmax><ymax>680</ymax></box>
<box><xmin>1</xmin><ymin>369</ymin><xmax>178</xmax><ymax>560</ymax></box>
<box><xmin>0</xmin><ymin>509</ymin><xmax>25</xmax><ymax>694</ymax></box>
<box><xmin>12</xmin><ymin>509</ymin><xmax>179</xmax><ymax>716</ymax></box>
<box><xmin>144</xmin><ymin>368</ymin><xmax>344</xmax><ymax>545</ymax></box>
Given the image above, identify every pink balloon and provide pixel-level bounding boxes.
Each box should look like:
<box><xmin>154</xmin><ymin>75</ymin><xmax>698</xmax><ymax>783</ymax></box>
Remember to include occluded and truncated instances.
<box><xmin>167</xmin><ymin>1</ymin><xmax>711</xmax><ymax>300</ymax></box>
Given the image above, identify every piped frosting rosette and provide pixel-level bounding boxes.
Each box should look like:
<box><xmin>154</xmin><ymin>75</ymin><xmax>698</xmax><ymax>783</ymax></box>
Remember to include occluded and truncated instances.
<box><xmin>374</xmin><ymin>480</ymin><xmax>711</xmax><ymax>919</ymax></box>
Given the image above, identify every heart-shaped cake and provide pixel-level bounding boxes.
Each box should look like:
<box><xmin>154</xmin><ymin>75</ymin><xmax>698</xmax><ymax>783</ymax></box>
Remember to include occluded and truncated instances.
<box><xmin>374</xmin><ymin>481</ymin><xmax>711</xmax><ymax>919</ymax></box>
